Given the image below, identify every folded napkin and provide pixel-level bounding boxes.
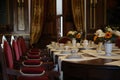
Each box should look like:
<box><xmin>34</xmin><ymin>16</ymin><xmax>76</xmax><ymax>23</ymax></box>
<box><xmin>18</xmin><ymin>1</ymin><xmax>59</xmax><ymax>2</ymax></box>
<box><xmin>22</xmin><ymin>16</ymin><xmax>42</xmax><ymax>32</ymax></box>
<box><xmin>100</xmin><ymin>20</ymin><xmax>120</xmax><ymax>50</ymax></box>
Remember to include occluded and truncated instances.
<box><xmin>105</xmin><ymin>60</ymin><xmax>120</xmax><ymax>66</ymax></box>
<box><xmin>81</xmin><ymin>50</ymin><xmax>120</xmax><ymax>59</ymax></box>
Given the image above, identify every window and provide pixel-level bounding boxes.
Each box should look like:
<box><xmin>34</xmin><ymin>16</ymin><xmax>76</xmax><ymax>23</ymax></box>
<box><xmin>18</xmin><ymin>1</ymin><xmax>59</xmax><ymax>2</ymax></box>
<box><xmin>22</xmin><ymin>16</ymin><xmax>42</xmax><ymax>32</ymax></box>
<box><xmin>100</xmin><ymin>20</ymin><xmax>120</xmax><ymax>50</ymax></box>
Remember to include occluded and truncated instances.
<box><xmin>56</xmin><ymin>0</ymin><xmax>63</xmax><ymax>38</ymax></box>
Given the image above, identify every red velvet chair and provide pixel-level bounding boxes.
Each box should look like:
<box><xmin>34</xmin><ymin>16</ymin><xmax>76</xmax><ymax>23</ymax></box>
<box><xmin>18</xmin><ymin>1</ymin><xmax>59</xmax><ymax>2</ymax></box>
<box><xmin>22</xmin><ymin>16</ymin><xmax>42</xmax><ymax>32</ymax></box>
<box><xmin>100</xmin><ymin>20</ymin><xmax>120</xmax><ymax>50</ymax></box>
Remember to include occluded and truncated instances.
<box><xmin>16</xmin><ymin>36</ymin><xmax>53</xmax><ymax>62</ymax></box>
<box><xmin>11</xmin><ymin>39</ymin><xmax>43</xmax><ymax>67</ymax></box>
<box><xmin>2</xmin><ymin>40</ymin><xmax>49</xmax><ymax>80</ymax></box>
<box><xmin>11</xmin><ymin>35</ymin><xmax>54</xmax><ymax>71</ymax></box>
<box><xmin>58</xmin><ymin>36</ymin><xmax>72</xmax><ymax>44</ymax></box>
<box><xmin>17</xmin><ymin>36</ymin><xmax>40</xmax><ymax>54</ymax></box>
<box><xmin>115</xmin><ymin>37</ymin><xmax>120</xmax><ymax>48</ymax></box>
<box><xmin>17</xmin><ymin>36</ymin><xmax>41</xmax><ymax>59</ymax></box>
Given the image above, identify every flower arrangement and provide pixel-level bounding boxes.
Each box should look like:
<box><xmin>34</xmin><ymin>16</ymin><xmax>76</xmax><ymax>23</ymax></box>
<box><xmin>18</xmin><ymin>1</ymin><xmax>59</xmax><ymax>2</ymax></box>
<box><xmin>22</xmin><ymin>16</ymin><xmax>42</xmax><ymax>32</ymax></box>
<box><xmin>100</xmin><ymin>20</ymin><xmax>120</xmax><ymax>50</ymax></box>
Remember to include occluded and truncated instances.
<box><xmin>67</xmin><ymin>31</ymin><xmax>82</xmax><ymax>40</ymax></box>
<box><xmin>94</xmin><ymin>26</ymin><xmax>120</xmax><ymax>44</ymax></box>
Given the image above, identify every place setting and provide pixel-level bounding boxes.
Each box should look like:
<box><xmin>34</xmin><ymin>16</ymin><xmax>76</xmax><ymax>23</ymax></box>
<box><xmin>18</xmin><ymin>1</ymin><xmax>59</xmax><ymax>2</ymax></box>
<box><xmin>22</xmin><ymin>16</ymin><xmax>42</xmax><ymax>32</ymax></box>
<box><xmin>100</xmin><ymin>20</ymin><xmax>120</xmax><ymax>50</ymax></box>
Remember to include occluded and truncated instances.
<box><xmin>59</xmin><ymin>49</ymin><xmax>98</xmax><ymax>62</ymax></box>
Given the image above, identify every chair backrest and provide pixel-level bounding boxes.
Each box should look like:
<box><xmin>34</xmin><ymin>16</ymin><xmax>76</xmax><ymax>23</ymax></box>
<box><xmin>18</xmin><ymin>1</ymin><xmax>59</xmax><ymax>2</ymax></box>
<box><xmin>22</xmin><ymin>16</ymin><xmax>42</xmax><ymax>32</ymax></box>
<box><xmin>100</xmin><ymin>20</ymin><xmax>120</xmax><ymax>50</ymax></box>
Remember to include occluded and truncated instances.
<box><xmin>1</xmin><ymin>35</ymin><xmax>7</xmax><ymax>48</ymax></box>
<box><xmin>62</xmin><ymin>61</ymin><xmax>120</xmax><ymax>80</ymax></box>
<box><xmin>10</xmin><ymin>35</ymin><xmax>15</xmax><ymax>46</ymax></box>
<box><xmin>12</xmin><ymin>40</ymin><xmax>20</xmax><ymax>61</ymax></box>
<box><xmin>2</xmin><ymin>35</ymin><xmax>7</xmax><ymax>44</ymax></box>
<box><xmin>3</xmin><ymin>40</ymin><xmax>14</xmax><ymax>69</ymax></box>
<box><xmin>0</xmin><ymin>43</ymin><xmax>8</xmax><ymax>80</ymax></box>
<box><xmin>17</xmin><ymin>39</ymin><xmax>22</xmax><ymax>57</ymax></box>
<box><xmin>17</xmin><ymin>36</ymin><xmax>27</xmax><ymax>55</ymax></box>
<box><xmin>58</xmin><ymin>36</ymin><xmax>71</xmax><ymax>44</ymax></box>
<box><xmin>115</xmin><ymin>37</ymin><xmax>120</xmax><ymax>48</ymax></box>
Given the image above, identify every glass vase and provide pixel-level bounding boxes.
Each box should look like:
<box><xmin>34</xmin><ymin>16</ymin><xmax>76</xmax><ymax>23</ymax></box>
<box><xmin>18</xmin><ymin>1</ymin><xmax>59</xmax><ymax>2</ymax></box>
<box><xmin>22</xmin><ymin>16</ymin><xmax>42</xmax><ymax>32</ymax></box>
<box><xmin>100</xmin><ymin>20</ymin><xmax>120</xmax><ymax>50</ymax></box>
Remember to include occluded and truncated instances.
<box><xmin>72</xmin><ymin>38</ymin><xmax>76</xmax><ymax>47</ymax></box>
<box><xmin>104</xmin><ymin>43</ymin><xmax>112</xmax><ymax>56</ymax></box>
<box><xmin>96</xmin><ymin>42</ymin><xmax>103</xmax><ymax>53</ymax></box>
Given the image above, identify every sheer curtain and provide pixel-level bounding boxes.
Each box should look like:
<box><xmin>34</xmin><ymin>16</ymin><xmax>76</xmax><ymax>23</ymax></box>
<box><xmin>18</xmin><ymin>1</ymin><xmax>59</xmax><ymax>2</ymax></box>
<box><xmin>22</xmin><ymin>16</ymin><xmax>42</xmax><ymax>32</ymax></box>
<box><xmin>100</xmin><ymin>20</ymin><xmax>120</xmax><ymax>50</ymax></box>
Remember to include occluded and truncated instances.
<box><xmin>71</xmin><ymin>0</ymin><xmax>84</xmax><ymax>32</ymax></box>
<box><xmin>30</xmin><ymin>0</ymin><xmax>44</xmax><ymax>46</ymax></box>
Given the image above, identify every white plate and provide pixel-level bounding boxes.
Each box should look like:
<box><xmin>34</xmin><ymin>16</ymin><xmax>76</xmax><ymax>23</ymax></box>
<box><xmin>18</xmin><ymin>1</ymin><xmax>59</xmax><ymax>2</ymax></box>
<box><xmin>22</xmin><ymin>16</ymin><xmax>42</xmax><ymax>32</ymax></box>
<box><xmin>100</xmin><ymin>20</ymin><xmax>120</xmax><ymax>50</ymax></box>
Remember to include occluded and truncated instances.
<box><xmin>61</xmin><ymin>50</ymin><xmax>71</xmax><ymax>54</ymax></box>
<box><xmin>66</xmin><ymin>54</ymin><xmax>82</xmax><ymax>59</ymax></box>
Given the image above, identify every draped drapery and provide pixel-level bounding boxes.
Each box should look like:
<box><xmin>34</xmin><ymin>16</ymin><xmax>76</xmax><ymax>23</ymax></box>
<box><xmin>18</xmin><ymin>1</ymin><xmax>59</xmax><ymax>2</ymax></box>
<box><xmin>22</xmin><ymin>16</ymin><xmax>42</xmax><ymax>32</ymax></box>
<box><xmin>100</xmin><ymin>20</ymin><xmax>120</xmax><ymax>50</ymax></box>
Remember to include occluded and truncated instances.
<box><xmin>30</xmin><ymin>0</ymin><xmax>44</xmax><ymax>46</ymax></box>
<box><xmin>71</xmin><ymin>0</ymin><xmax>84</xmax><ymax>32</ymax></box>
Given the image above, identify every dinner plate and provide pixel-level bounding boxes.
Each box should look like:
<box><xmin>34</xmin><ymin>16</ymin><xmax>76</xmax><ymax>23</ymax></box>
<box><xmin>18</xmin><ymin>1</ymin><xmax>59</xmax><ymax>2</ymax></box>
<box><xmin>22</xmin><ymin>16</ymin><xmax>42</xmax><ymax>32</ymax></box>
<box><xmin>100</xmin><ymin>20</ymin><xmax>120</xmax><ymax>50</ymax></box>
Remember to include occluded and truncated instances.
<box><xmin>66</xmin><ymin>54</ymin><xmax>82</xmax><ymax>59</ymax></box>
<box><xmin>61</xmin><ymin>50</ymin><xmax>71</xmax><ymax>54</ymax></box>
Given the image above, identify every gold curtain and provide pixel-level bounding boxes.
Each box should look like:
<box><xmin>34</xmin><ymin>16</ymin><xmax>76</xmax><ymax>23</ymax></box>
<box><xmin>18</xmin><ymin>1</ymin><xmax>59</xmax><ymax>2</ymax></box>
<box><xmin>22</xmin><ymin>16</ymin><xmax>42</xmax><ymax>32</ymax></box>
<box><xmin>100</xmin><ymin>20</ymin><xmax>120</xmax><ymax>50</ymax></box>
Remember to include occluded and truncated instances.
<box><xmin>71</xmin><ymin>0</ymin><xmax>84</xmax><ymax>32</ymax></box>
<box><xmin>30</xmin><ymin>0</ymin><xmax>44</xmax><ymax>46</ymax></box>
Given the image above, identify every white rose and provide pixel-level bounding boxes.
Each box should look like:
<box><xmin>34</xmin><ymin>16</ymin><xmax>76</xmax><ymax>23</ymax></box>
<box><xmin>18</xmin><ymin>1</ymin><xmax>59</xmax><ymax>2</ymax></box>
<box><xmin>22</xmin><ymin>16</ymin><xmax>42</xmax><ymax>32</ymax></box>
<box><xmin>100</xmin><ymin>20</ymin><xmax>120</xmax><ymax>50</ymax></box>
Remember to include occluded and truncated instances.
<box><xmin>107</xmin><ymin>28</ymin><xmax>112</xmax><ymax>32</ymax></box>
<box><xmin>71</xmin><ymin>31</ymin><xmax>75</xmax><ymax>35</ymax></box>
<box><xmin>98</xmin><ymin>32</ymin><xmax>105</xmax><ymax>37</ymax></box>
<box><xmin>95</xmin><ymin>29</ymin><xmax>103</xmax><ymax>35</ymax></box>
<box><xmin>68</xmin><ymin>31</ymin><xmax>73</xmax><ymax>34</ymax></box>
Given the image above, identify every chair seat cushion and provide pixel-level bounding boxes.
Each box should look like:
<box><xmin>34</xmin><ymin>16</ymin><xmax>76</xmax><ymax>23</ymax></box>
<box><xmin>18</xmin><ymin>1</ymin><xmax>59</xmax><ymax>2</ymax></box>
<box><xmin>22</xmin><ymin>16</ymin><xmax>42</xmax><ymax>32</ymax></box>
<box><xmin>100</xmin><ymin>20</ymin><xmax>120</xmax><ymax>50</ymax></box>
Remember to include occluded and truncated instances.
<box><xmin>58</xmin><ymin>36</ymin><xmax>72</xmax><ymax>44</ymax></box>
<box><xmin>21</xmin><ymin>66</ymin><xmax>45</xmax><ymax>74</ymax></box>
<box><xmin>23</xmin><ymin>60</ymin><xmax>42</xmax><ymax>65</ymax></box>
<box><xmin>28</xmin><ymin>52</ymin><xmax>40</xmax><ymax>55</ymax></box>
<box><xmin>27</xmin><ymin>55</ymin><xmax>41</xmax><ymax>59</ymax></box>
<box><xmin>115</xmin><ymin>37</ymin><xmax>120</xmax><ymax>48</ymax></box>
<box><xmin>18</xmin><ymin>74</ymin><xmax>49</xmax><ymax>80</ymax></box>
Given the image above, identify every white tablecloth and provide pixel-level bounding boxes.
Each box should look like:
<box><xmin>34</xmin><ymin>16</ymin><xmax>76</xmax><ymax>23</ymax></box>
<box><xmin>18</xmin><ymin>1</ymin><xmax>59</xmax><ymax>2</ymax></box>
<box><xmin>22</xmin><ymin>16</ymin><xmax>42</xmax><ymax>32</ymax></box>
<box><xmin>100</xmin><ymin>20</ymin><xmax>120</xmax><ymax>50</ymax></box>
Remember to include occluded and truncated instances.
<box><xmin>47</xmin><ymin>44</ymin><xmax>120</xmax><ymax>80</ymax></box>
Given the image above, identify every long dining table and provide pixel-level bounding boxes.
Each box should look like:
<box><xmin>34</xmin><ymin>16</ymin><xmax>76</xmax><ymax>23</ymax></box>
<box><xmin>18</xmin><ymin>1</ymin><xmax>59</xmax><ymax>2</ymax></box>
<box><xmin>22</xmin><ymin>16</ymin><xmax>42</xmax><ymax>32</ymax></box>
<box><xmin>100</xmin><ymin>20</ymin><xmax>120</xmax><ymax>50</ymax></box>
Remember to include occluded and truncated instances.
<box><xmin>47</xmin><ymin>42</ymin><xmax>120</xmax><ymax>80</ymax></box>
